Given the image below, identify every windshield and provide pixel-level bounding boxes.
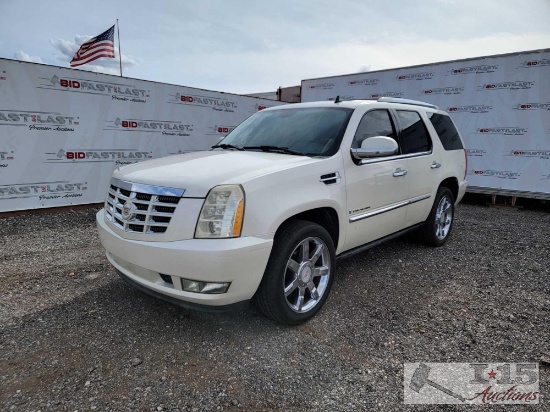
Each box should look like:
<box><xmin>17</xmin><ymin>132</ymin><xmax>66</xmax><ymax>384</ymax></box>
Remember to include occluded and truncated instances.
<box><xmin>217</xmin><ymin>107</ymin><xmax>353</xmax><ymax>156</ymax></box>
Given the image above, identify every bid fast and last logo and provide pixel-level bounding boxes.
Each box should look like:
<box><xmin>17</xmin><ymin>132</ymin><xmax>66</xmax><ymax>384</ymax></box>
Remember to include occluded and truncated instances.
<box><xmin>0</xmin><ymin>150</ymin><xmax>15</xmax><ymax>168</ymax></box>
<box><xmin>507</xmin><ymin>150</ymin><xmax>550</xmax><ymax>160</ymax></box>
<box><xmin>467</xmin><ymin>169</ymin><xmax>521</xmax><ymax>179</ymax></box>
<box><xmin>39</xmin><ymin>75</ymin><xmax>150</xmax><ymax>103</ymax></box>
<box><xmin>475</xmin><ymin>127</ymin><xmax>527</xmax><ymax>136</ymax></box>
<box><xmin>0</xmin><ymin>110</ymin><xmax>79</xmax><ymax>131</ymax></box>
<box><xmin>307</xmin><ymin>82</ymin><xmax>335</xmax><ymax>90</ymax></box>
<box><xmin>513</xmin><ymin>103</ymin><xmax>550</xmax><ymax>111</ymax></box>
<box><xmin>0</xmin><ymin>181</ymin><xmax>88</xmax><ymax>201</ymax></box>
<box><xmin>104</xmin><ymin>118</ymin><xmax>194</xmax><ymax>137</ymax></box>
<box><xmin>45</xmin><ymin>149</ymin><xmax>153</xmax><ymax>166</ymax></box>
<box><xmin>447</xmin><ymin>105</ymin><xmax>492</xmax><ymax>114</ymax></box>
<box><xmin>449</xmin><ymin>64</ymin><xmax>498</xmax><ymax>75</ymax></box>
<box><xmin>348</xmin><ymin>78</ymin><xmax>379</xmax><ymax>86</ymax></box>
<box><xmin>421</xmin><ymin>87</ymin><xmax>464</xmax><ymax>96</ymax></box>
<box><xmin>396</xmin><ymin>71</ymin><xmax>434</xmax><ymax>81</ymax></box>
<box><xmin>172</xmin><ymin>92</ymin><xmax>238</xmax><ymax>113</ymax></box>
<box><xmin>518</xmin><ymin>58</ymin><xmax>550</xmax><ymax>68</ymax></box>
<box><xmin>478</xmin><ymin>81</ymin><xmax>534</xmax><ymax>91</ymax></box>
<box><xmin>370</xmin><ymin>91</ymin><xmax>405</xmax><ymax>99</ymax></box>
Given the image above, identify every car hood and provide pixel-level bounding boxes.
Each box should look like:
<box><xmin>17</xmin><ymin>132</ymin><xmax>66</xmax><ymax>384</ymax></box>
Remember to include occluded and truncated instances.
<box><xmin>113</xmin><ymin>150</ymin><xmax>322</xmax><ymax>198</ymax></box>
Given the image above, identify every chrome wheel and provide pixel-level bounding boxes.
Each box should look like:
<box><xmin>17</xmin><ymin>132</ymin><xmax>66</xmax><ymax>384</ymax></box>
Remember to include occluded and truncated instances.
<box><xmin>435</xmin><ymin>195</ymin><xmax>453</xmax><ymax>240</ymax></box>
<box><xmin>284</xmin><ymin>237</ymin><xmax>331</xmax><ymax>313</ymax></box>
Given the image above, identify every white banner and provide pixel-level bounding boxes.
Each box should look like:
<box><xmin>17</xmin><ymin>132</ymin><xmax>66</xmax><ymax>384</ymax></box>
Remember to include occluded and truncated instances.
<box><xmin>301</xmin><ymin>50</ymin><xmax>550</xmax><ymax>199</ymax></box>
<box><xmin>0</xmin><ymin>59</ymin><xmax>283</xmax><ymax>212</ymax></box>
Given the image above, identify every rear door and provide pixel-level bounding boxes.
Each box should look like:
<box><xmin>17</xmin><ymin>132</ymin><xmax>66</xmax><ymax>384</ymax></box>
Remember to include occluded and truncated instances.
<box><xmin>392</xmin><ymin>109</ymin><xmax>439</xmax><ymax>226</ymax></box>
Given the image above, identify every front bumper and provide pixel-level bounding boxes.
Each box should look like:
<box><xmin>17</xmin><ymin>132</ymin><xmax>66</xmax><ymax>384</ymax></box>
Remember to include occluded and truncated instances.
<box><xmin>96</xmin><ymin>210</ymin><xmax>273</xmax><ymax>308</ymax></box>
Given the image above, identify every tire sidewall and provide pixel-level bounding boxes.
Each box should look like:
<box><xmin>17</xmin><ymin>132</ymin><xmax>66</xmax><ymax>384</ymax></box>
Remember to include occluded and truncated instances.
<box><xmin>428</xmin><ymin>187</ymin><xmax>455</xmax><ymax>247</ymax></box>
<box><xmin>259</xmin><ymin>221</ymin><xmax>336</xmax><ymax>324</ymax></box>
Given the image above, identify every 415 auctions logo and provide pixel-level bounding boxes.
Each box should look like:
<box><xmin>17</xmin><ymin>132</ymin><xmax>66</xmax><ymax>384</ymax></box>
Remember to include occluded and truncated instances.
<box><xmin>0</xmin><ymin>110</ymin><xmax>79</xmax><ymax>131</ymax></box>
<box><xmin>41</xmin><ymin>75</ymin><xmax>150</xmax><ymax>103</ymax></box>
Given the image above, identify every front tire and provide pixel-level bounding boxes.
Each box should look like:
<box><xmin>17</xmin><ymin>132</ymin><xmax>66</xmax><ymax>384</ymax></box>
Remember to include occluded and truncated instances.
<box><xmin>254</xmin><ymin>220</ymin><xmax>335</xmax><ymax>325</ymax></box>
<box><xmin>419</xmin><ymin>187</ymin><xmax>455</xmax><ymax>247</ymax></box>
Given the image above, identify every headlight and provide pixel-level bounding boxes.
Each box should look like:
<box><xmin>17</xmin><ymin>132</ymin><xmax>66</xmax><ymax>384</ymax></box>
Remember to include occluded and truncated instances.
<box><xmin>195</xmin><ymin>185</ymin><xmax>245</xmax><ymax>238</ymax></box>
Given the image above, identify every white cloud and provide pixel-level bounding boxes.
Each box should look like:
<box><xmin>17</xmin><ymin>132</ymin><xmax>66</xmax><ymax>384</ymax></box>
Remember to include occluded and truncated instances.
<box><xmin>14</xmin><ymin>51</ymin><xmax>43</xmax><ymax>63</ymax></box>
<box><xmin>49</xmin><ymin>35</ymin><xmax>139</xmax><ymax>75</ymax></box>
<box><xmin>176</xmin><ymin>31</ymin><xmax>549</xmax><ymax>93</ymax></box>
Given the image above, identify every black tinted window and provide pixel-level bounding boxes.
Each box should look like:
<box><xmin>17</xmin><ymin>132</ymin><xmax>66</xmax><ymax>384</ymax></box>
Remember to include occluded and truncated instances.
<box><xmin>352</xmin><ymin>110</ymin><xmax>396</xmax><ymax>149</ymax></box>
<box><xmin>428</xmin><ymin>113</ymin><xmax>464</xmax><ymax>150</ymax></box>
<box><xmin>396</xmin><ymin>110</ymin><xmax>432</xmax><ymax>154</ymax></box>
<box><xmin>220</xmin><ymin>107</ymin><xmax>353</xmax><ymax>156</ymax></box>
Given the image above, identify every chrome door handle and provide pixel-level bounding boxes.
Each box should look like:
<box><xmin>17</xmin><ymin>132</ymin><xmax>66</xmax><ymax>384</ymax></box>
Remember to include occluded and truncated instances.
<box><xmin>393</xmin><ymin>168</ymin><xmax>408</xmax><ymax>177</ymax></box>
<box><xmin>431</xmin><ymin>162</ymin><xmax>442</xmax><ymax>169</ymax></box>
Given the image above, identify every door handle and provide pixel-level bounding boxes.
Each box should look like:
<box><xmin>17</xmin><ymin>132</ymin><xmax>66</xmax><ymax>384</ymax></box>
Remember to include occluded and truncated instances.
<box><xmin>393</xmin><ymin>168</ymin><xmax>408</xmax><ymax>177</ymax></box>
<box><xmin>431</xmin><ymin>162</ymin><xmax>442</xmax><ymax>169</ymax></box>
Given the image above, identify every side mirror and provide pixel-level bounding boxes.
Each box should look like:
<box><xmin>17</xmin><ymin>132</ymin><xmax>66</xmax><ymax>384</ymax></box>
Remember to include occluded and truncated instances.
<box><xmin>350</xmin><ymin>136</ymin><xmax>399</xmax><ymax>160</ymax></box>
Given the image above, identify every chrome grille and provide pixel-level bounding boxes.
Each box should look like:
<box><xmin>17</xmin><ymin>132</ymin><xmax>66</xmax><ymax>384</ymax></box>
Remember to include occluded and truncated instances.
<box><xmin>105</xmin><ymin>178</ymin><xmax>185</xmax><ymax>234</ymax></box>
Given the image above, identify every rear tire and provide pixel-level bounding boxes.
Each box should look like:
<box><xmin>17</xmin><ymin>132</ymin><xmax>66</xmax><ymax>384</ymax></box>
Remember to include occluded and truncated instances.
<box><xmin>254</xmin><ymin>220</ymin><xmax>335</xmax><ymax>325</ymax></box>
<box><xmin>418</xmin><ymin>187</ymin><xmax>455</xmax><ymax>247</ymax></box>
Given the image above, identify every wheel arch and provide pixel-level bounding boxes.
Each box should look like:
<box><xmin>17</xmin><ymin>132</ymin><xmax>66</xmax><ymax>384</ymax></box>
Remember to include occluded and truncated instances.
<box><xmin>275</xmin><ymin>207</ymin><xmax>340</xmax><ymax>250</ymax></box>
<box><xmin>439</xmin><ymin>176</ymin><xmax>459</xmax><ymax>202</ymax></box>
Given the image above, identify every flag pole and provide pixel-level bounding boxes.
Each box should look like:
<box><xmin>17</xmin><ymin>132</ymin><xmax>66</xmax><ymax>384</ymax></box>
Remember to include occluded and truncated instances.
<box><xmin>116</xmin><ymin>19</ymin><xmax>123</xmax><ymax>77</ymax></box>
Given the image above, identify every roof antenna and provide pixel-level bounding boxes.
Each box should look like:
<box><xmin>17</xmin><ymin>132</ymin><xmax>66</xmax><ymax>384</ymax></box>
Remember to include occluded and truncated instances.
<box><xmin>334</xmin><ymin>95</ymin><xmax>341</xmax><ymax>103</ymax></box>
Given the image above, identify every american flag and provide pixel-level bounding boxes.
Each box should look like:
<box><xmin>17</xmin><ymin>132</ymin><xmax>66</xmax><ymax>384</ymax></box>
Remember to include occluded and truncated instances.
<box><xmin>70</xmin><ymin>25</ymin><xmax>115</xmax><ymax>67</ymax></box>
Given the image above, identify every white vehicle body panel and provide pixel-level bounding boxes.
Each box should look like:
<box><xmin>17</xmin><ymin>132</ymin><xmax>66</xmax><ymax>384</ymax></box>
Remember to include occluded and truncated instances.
<box><xmin>97</xmin><ymin>99</ymin><xmax>468</xmax><ymax>309</ymax></box>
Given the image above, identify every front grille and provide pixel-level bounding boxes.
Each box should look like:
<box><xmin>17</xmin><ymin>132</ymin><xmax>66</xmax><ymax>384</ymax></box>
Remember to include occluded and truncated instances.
<box><xmin>105</xmin><ymin>180</ymin><xmax>182</xmax><ymax>234</ymax></box>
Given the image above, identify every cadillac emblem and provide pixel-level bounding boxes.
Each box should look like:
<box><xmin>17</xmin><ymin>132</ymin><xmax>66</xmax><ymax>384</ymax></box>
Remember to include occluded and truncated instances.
<box><xmin>121</xmin><ymin>201</ymin><xmax>136</xmax><ymax>220</ymax></box>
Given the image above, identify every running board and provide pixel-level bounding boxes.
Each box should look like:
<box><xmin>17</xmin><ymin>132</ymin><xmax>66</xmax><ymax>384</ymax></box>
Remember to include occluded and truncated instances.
<box><xmin>336</xmin><ymin>223</ymin><xmax>424</xmax><ymax>262</ymax></box>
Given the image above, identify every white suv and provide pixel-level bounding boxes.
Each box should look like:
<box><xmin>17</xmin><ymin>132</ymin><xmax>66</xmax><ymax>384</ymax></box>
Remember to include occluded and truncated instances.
<box><xmin>96</xmin><ymin>97</ymin><xmax>467</xmax><ymax>324</ymax></box>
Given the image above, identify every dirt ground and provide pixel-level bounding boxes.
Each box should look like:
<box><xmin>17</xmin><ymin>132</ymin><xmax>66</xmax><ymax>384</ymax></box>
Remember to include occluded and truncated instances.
<box><xmin>1</xmin><ymin>201</ymin><xmax>548</xmax><ymax>411</ymax></box>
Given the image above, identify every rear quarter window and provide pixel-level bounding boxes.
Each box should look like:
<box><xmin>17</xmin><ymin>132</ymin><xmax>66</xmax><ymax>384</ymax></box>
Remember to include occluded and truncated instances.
<box><xmin>428</xmin><ymin>113</ymin><xmax>464</xmax><ymax>150</ymax></box>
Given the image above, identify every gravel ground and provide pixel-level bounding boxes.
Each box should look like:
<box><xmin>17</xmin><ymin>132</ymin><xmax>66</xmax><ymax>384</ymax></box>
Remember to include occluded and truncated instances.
<box><xmin>1</xmin><ymin>200</ymin><xmax>549</xmax><ymax>411</ymax></box>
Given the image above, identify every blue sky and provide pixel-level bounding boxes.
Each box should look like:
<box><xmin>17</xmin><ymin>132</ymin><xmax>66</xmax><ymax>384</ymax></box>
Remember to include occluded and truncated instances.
<box><xmin>1</xmin><ymin>0</ymin><xmax>549</xmax><ymax>93</ymax></box>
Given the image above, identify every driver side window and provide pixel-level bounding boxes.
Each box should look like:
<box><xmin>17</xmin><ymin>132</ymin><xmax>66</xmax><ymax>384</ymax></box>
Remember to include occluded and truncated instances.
<box><xmin>352</xmin><ymin>109</ymin><xmax>397</xmax><ymax>149</ymax></box>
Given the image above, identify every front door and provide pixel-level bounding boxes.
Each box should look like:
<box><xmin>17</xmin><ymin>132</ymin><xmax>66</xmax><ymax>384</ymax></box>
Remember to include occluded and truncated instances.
<box><xmin>344</xmin><ymin>109</ymin><xmax>409</xmax><ymax>250</ymax></box>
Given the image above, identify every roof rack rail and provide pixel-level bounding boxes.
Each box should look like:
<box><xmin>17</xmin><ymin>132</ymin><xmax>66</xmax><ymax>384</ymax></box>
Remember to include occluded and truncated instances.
<box><xmin>377</xmin><ymin>97</ymin><xmax>439</xmax><ymax>109</ymax></box>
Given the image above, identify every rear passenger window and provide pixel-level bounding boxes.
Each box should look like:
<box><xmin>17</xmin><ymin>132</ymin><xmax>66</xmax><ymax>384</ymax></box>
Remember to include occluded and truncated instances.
<box><xmin>428</xmin><ymin>113</ymin><xmax>464</xmax><ymax>150</ymax></box>
<box><xmin>352</xmin><ymin>110</ymin><xmax>396</xmax><ymax>149</ymax></box>
<box><xmin>396</xmin><ymin>110</ymin><xmax>432</xmax><ymax>154</ymax></box>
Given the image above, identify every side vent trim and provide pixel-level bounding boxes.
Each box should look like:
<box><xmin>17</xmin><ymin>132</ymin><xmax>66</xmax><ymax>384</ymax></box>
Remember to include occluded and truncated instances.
<box><xmin>320</xmin><ymin>172</ymin><xmax>341</xmax><ymax>185</ymax></box>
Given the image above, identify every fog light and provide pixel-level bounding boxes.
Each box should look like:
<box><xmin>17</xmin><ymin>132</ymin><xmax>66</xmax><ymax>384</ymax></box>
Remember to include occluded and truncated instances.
<box><xmin>181</xmin><ymin>279</ymin><xmax>230</xmax><ymax>294</ymax></box>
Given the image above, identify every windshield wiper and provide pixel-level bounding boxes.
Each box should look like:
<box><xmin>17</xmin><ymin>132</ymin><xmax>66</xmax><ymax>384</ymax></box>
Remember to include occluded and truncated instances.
<box><xmin>211</xmin><ymin>143</ymin><xmax>244</xmax><ymax>151</ymax></box>
<box><xmin>242</xmin><ymin>145</ymin><xmax>305</xmax><ymax>156</ymax></box>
